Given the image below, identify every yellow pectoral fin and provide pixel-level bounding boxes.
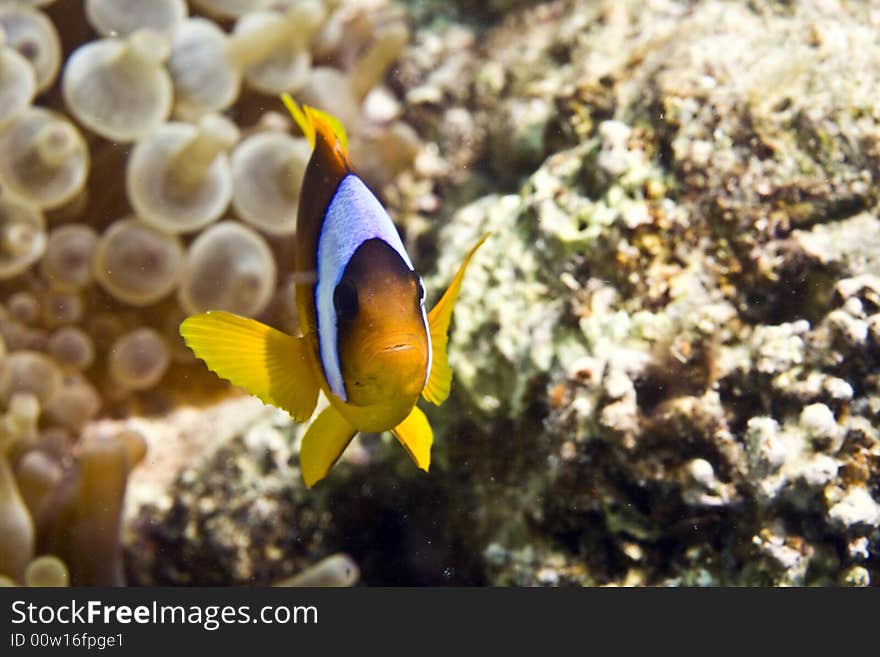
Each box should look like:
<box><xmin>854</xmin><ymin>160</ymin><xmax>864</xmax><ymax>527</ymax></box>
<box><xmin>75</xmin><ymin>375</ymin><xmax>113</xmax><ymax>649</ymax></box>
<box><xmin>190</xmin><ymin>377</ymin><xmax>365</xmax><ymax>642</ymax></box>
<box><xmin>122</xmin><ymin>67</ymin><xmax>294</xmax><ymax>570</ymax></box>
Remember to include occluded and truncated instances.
<box><xmin>180</xmin><ymin>311</ymin><xmax>319</xmax><ymax>422</ymax></box>
<box><xmin>423</xmin><ymin>233</ymin><xmax>491</xmax><ymax>405</ymax></box>
<box><xmin>391</xmin><ymin>405</ymin><xmax>433</xmax><ymax>472</ymax></box>
<box><xmin>299</xmin><ymin>404</ymin><xmax>358</xmax><ymax>488</ymax></box>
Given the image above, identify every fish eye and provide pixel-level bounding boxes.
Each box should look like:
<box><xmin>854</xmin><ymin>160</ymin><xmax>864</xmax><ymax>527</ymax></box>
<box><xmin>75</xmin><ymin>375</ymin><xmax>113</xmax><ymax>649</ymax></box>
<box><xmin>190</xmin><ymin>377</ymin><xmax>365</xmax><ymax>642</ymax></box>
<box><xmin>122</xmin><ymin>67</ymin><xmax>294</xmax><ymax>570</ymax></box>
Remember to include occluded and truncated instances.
<box><xmin>333</xmin><ymin>279</ymin><xmax>359</xmax><ymax>319</ymax></box>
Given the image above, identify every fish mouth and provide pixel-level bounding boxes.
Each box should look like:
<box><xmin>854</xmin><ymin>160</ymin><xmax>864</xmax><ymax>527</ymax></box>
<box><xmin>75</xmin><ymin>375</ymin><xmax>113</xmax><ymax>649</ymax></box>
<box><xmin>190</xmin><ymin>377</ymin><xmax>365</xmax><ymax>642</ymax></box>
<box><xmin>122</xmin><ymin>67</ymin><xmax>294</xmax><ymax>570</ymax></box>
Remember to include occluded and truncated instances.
<box><xmin>382</xmin><ymin>343</ymin><xmax>416</xmax><ymax>353</ymax></box>
<box><xmin>375</xmin><ymin>331</ymin><xmax>424</xmax><ymax>355</ymax></box>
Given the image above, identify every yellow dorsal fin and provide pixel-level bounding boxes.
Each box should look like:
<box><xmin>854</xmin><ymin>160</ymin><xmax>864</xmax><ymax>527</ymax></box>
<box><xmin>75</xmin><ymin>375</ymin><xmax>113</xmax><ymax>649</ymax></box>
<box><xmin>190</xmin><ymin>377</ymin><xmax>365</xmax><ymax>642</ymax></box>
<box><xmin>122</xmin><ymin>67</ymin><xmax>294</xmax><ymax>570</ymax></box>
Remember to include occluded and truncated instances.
<box><xmin>281</xmin><ymin>93</ymin><xmax>349</xmax><ymax>153</ymax></box>
<box><xmin>422</xmin><ymin>233</ymin><xmax>491</xmax><ymax>405</ymax></box>
<box><xmin>299</xmin><ymin>404</ymin><xmax>357</xmax><ymax>488</ymax></box>
<box><xmin>180</xmin><ymin>311</ymin><xmax>319</xmax><ymax>422</ymax></box>
<box><xmin>391</xmin><ymin>405</ymin><xmax>433</xmax><ymax>471</ymax></box>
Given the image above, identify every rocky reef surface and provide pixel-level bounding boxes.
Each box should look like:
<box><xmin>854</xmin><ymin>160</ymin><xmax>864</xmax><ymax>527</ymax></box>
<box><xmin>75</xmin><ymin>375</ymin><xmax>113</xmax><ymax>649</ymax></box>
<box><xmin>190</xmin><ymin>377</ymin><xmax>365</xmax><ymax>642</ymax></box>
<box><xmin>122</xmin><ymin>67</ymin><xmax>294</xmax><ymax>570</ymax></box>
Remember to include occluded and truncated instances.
<box><xmin>3</xmin><ymin>0</ymin><xmax>879</xmax><ymax>587</ymax></box>
<box><xmin>120</xmin><ymin>0</ymin><xmax>880</xmax><ymax>586</ymax></box>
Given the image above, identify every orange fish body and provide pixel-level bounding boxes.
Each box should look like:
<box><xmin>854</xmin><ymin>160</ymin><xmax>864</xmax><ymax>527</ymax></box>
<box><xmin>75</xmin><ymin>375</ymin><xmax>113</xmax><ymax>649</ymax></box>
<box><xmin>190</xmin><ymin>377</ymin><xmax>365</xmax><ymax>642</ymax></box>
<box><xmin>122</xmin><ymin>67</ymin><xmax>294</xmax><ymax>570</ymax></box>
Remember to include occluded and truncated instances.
<box><xmin>180</xmin><ymin>96</ymin><xmax>488</xmax><ymax>487</ymax></box>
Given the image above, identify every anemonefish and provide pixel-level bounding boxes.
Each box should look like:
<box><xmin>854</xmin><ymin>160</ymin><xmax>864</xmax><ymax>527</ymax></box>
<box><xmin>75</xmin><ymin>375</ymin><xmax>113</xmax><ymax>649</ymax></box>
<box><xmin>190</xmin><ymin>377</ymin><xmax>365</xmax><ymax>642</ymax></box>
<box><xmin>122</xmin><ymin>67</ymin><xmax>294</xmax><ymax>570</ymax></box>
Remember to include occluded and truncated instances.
<box><xmin>180</xmin><ymin>94</ymin><xmax>488</xmax><ymax>488</ymax></box>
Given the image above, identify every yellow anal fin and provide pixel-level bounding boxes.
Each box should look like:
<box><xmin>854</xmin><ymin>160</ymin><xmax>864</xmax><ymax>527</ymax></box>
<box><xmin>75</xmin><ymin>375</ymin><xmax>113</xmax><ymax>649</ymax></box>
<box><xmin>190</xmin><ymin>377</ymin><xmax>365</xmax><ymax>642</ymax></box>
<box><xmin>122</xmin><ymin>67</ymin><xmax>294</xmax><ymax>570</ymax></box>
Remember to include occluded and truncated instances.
<box><xmin>423</xmin><ymin>233</ymin><xmax>491</xmax><ymax>405</ymax></box>
<box><xmin>180</xmin><ymin>311</ymin><xmax>319</xmax><ymax>422</ymax></box>
<box><xmin>391</xmin><ymin>405</ymin><xmax>433</xmax><ymax>472</ymax></box>
<box><xmin>300</xmin><ymin>404</ymin><xmax>357</xmax><ymax>488</ymax></box>
<box><xmin>281</xmin><ymin>93</ymin><xmax>349</xmax><ymax>154</ymax></box>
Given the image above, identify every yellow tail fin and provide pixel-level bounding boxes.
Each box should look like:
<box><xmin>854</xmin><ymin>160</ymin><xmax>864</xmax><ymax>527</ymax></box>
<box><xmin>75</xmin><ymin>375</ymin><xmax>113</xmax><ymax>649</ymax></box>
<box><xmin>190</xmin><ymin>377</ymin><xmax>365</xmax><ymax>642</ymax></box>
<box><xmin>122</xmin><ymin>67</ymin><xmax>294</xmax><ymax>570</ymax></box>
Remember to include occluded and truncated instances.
<box><xmin>180</xmin><ymin>311</ymin><xmax>319</xmax><ymax>422</ymax></box>
<box><xmin>422</xmin><ymin>233</ymin><xmax>491</xmax><ymax>405</ymax></box>
<box><xmin>281</xmin><ymin>93</ymin><xmax>349</xmax><ymax>152</ymax></box>
<box><xmin>391</xmin><ymin>405</ymin><xmax>433</xmax><ymax>471</ymax></box>
<box><xmin>299</xmin><ymin>404</ymin><xmax>357</xmax><ymax>488</ymax></box>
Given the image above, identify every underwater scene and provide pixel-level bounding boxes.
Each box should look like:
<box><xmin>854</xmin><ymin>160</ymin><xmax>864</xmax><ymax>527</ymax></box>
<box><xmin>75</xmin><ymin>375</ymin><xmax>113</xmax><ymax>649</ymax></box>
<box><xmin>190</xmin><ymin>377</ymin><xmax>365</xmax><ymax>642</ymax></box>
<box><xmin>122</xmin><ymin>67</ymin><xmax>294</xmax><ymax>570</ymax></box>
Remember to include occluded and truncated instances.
<box><xmin>0</xmin><ymin>0</ymin><xmax>878</xmax><ymax>588</ymax></box>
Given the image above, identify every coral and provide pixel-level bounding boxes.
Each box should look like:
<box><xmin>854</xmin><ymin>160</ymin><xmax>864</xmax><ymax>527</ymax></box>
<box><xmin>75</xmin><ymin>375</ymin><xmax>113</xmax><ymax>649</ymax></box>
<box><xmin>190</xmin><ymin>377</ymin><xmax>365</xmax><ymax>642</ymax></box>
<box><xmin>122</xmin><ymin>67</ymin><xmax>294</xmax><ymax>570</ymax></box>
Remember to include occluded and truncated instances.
<box><xmin>126</xmin><ymin>114</ymin><xmax>239</xmax><ymax>234</ymax></box>
<box><xmin>122</xmin><ymin>0</ymin><xmax>880</xmax><ymax>588</ymax></box>
<box><xmin>0</xmin><ymin>107</ymin><xmax>89</xmax><ymax>210</ymax></box>
<box><xmin>23</xmin><ymin>555</ymin><xmax>69</xmax><ymax>586</ymax></box>
<box><xmin>230</xmin><ymin>129</ymin><xmax>310</xmax><ymax>235</ymax></box>
<box><xmin>108</xmin><ymin>328</ymin><xmax>170</xmax><ymax>393</ymax></box>
<box><xmin>47</xmin><ymin>326</ymin><xmax>95</xmax><ymax>370</ymax></box>
<box><xmin>191</xmin><ymin>0</ymin><xmax>268</xmax><ymax>21</ymax></box>
<box><xmin>123</xmin><ymin>398</ymin><xmax>335</xmax><ymax>585</ymax></box>
<box><xmin>0</xmin><ymin>0</ymin><xmax>418</xmax><ymax>587</ymax></box>
<box><xmin>18</xmin><ymin>0</ymin><xmax>877</xmax><ymax>590</ymax></box>
<box><xmin>62</xmin><ymin>29</ymin><xmax>174</xmax><ymax>142</ymax></box>
<box><xmin>234</xmin><ymin>4</ymin><xmax>325</xmax><ymax>96</ymax></box>
<box><xmin>85</xmin><ymin>0</ymin><xmax>187</xmax><ymax>39</ymax></box>
<box><xmin>403</xmin><ymin>0</ymin><xmax>880</xmax><ymax>587</ymax></box>
<box><xmin>275</xmin><ymin>553</ymin><xmax>360</xmax><ymax>587</ymax></box>
<box><xmin>167</xmin><ymin>17</ymin><xmax>239</xmax><ymax>119</ymax></box>
<box><xmin>297</xmin><ymin>22</ymin><xmax>409</xmax><ymax>132</ymax></box>
<box><xmin>168</xmin><ymin>1</ymin><xmax>325</xmax><ymax>120</ymax></box>
<box><xmin>0</xmin><ymin>0</ymin><xmax>418</xmax><ymax>421</ymax></box>
<box><xmin>92</xmin><ymin>218</ymin><xmax>184</xmax><ymax>306</ymax></box>
<box><xmin>0</xmin><ymin>446</ymin><xmax>34</xmax><ymax>583</ymax></box>
<box><xmin>0</xmin><ymin>33</ymin><xmax>36</xmax><ymax>129</ymax></box>
<box><xmin>0</xmin><ymin>380</ymin><xmax>146</xmax><ymax>585</ymax></box>
<box><xmin>0</xmin><ymin>197</ymin><xmax>45</xmax><ymax>279</ymax></box>
<box><xmin>45</xmin><ymin>374</ymin><xmax>102</xmax><ymax>431</ymax></box>
<box><xmin>0</xmin><ymin>3</ymin><xmax>61</xmax><ymax>93</ymax></box>
<box><xmin>177</xmin><ymin>221</ymin><xmax>276</xmax><ymax>316</ymax></box>
<box><xmin>40</xmin><ymin>224</ymin><xmax>97</xmax><ymax>292</ymax></box>
<box><xmin>1</xmin><ymin>351</ymin><xmax>62</xmax><ymax>406</ymax></box>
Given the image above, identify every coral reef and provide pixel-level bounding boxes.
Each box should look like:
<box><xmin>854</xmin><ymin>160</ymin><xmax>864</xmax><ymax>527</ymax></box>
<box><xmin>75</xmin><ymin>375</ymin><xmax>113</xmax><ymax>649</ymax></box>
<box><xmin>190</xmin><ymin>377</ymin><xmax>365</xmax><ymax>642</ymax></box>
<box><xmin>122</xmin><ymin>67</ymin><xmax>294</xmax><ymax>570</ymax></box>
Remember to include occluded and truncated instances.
<box><xmin>3</xmin><ymin>0</ymin><xmax>879</xmax><ymax>588</ymax></box>
<box><xmin>0</xmin><ymin>386</ymin><xmax>146</xmax><ymax>586</ymax></box>
<box><xmin>124</xmin><ymin>398</ymin><xmax>354</xmax><ymax>585</ymax></box>
<box><xmin>408</xmin><ymin>0</ymin><xmax>880</xmax><ymax>586</ymax></box>
<box><xmin>127</xmin><ymin>0</ymin><xmax>880</xmax><ymax>587</ymax></box>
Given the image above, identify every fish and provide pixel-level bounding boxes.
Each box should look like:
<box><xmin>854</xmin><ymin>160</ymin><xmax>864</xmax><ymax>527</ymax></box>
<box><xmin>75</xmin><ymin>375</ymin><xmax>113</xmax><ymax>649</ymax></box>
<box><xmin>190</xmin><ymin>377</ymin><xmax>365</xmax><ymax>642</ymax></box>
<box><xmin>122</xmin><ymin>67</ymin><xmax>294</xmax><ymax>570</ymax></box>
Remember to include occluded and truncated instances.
<box><xmin>180</xmin><ymin>94</ymin><xmax>488</xmax><ymax>488</ymax></box>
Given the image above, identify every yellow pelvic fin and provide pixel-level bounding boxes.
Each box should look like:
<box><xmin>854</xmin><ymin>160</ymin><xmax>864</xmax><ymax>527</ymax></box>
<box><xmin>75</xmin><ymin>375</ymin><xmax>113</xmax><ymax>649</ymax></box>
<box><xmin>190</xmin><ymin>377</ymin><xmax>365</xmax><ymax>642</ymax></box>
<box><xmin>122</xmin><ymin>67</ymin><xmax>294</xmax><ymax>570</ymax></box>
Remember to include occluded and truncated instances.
<box><xmin>299</xmin><ymin>404</ymin><xmax>357</xmax><ymax>488</ymax></box>
<box><xmin>180</xmin><ymin>311</ymin><xmax>319</xmax><ymax>422</ymax></box>
<box><xmin>422</xmin><ymin>233</ymin><xmax>491</xmax><ymax>405</ymax></box>
<box><xmin>280</xmin><ymin>93</ymin><xmax>349</xmax><ymax>153</ymax></box>
<box><xmin>391</xmin><ymin>405</ymin><xmax>433</xmax><ymax>472</ymax></box>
